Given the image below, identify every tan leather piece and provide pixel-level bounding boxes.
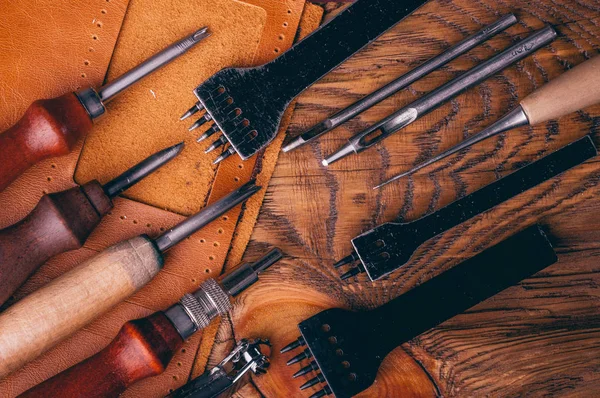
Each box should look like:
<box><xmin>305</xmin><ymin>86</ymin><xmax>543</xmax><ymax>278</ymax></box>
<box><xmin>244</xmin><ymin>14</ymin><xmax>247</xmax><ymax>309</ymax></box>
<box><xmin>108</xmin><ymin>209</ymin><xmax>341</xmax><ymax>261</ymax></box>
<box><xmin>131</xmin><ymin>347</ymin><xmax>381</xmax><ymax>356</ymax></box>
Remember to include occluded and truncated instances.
<box><xmin>74</xmin><ymin>0</ymin><xmax>268</xmax><ymax>215</ymax></box>
<box><xmin>0</xmin><ymin>0</ymin><xmax>305</xmax><ymax>396</ymax></box>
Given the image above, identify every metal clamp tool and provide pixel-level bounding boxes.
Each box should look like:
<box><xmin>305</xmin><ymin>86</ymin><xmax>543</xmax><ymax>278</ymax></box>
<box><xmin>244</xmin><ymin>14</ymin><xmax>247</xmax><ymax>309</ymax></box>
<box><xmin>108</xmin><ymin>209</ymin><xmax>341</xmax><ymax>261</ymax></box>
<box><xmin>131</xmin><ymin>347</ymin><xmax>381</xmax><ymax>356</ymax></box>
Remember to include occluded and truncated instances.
<box><xmin>169</xmin><ymin>339</ymin><xmax>270</xmax><ymax>398</ymax></box>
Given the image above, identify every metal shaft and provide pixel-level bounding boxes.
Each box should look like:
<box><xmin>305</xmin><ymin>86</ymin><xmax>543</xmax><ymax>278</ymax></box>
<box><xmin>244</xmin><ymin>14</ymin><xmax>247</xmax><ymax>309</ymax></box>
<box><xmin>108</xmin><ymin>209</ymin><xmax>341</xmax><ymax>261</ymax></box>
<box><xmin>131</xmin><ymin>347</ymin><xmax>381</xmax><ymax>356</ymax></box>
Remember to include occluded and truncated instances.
<box><xmin>98</xmin><ymin>27</ymin><xmax>210</xmax><ymax>103</ymax></box>
<box><xmin>323</xmin><ymin>26</ymin><xmax>557</xmax><ymax>166</ymax></box>
<box><xmin>282</xmin><ymin>14</ymin><xmax>517</xmax><ymax>153</ymax></box>
<box><xmin>374</xmin><ymin>106</ymin><xmax>529</xmax><ymax>189</ymax></box>
<box><xmin>103</xmin><ymin>142</ymin><xmax>184</xmax><ymax>197</ymax></box>
<box><xmin>154</xmin><ymin>181</ymin><xmax>261</xmax><ymax>253</ymax></box>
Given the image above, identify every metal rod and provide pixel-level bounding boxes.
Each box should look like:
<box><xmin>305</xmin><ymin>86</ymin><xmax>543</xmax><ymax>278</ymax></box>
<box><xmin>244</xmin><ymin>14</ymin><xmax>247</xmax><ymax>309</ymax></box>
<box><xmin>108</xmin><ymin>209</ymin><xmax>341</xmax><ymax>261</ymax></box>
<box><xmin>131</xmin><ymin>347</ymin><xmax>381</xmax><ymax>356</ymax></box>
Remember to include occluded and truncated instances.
<box><xmin>154</xmin><ymin>181</ymin><xmax>261</xmax><ymax>253</ymax></box>
<box><xmin>98</xmin><ymin>27</ymin><xmax>210</xmax><ymax>103</ymax></box>
<box><xmin>374</xmin><ymin>106</ymin><xmax>529</xmax><ymax>189</ymax></box>
<box><xmin>282</xmin><ymin>14</ymin><xmax>517</xmax><ymax>153</ymax></box>
<box><xmin>322</xmin><ymin>26</ymin><xmax>557</xmax><ymax>166</ymax></box>
<box><xmin>103</xmin><ymin>142</ymin><xmax>184</xmax><ymax>197</ymax></box>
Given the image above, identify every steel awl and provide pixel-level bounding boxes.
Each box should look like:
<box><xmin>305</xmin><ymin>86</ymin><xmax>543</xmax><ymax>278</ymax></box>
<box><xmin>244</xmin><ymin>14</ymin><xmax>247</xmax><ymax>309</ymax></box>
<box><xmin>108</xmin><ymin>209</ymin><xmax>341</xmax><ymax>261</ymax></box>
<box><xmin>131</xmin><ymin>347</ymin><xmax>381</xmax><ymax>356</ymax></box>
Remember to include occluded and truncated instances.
<box><xmin>376</xmin><ymin>55</ymin><xmax>600</xmax><ymax>189</ymax></box>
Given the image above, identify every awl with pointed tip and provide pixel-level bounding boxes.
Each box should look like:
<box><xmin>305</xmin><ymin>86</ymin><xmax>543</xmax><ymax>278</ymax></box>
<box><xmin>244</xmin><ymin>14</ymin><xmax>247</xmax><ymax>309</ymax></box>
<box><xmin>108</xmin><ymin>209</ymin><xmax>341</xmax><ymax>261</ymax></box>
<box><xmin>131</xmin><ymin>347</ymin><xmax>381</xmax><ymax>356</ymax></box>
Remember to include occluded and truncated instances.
<box><xmin>20</xmin><ymin>250</ymin><xmax>282</xmax><ymax>398</ymax></box>
<box><xmin>0</xmin><ymin>142</ymin><xmax>183</xmax><ymax>306</ymax></box>
<box><xmin>0</xmin><ymin>27</ymin><xmax>210</xmax><ymax>192</ymax></box>
<box><xmin>0</xmin><ymin>181</ymin><xmax>260</xmax><ymax>378</ymax></box>
<box><xmin>322</xmin><ymin>26</ymin><xmax>557</xmax><ymax>166</ymax></box>
<box><xmin>376</xmin><ymin>55</ymin><xmax>600</xmax><ymax>189</ymax></box>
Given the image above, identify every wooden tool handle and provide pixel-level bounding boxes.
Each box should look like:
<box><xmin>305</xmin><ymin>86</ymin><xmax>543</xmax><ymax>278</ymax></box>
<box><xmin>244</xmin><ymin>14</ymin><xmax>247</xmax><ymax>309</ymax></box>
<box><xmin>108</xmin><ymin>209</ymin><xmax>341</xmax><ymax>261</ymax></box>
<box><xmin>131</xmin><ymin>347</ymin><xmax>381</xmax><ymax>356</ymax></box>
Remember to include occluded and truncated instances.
<box><xmin>0</xmin><ymin>93</ymin><xmax>93</xmax><ymax>192</ymax></box>
<box><xmin>521</xmin><ymin>56</ymin><xmax>600</xmax><ymax>125</ymax></box>
<box><xmin>19</xmin><ymin>312</ymin><xmax>183</xmax><ymax>398</ymax></box>
<box><xmin>0</xmin><ymin>181</ymin><xmax>112</xmax><ymax>306</ymax></box>
<box><xmin>0</xmin><ymin>236</ymin><xmax>163</xmax><ymax>378</ymax></box>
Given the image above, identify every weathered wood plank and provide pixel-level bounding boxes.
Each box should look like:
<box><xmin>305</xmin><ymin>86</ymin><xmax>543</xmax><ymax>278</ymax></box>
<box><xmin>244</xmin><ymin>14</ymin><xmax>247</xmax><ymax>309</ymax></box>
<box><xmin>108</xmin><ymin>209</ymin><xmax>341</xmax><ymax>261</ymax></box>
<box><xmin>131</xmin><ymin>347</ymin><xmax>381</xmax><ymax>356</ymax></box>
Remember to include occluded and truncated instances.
<box><xmin>221</xmin><ymin>0</ymin><xmax>600</xmax><ymax>396</ymax></box>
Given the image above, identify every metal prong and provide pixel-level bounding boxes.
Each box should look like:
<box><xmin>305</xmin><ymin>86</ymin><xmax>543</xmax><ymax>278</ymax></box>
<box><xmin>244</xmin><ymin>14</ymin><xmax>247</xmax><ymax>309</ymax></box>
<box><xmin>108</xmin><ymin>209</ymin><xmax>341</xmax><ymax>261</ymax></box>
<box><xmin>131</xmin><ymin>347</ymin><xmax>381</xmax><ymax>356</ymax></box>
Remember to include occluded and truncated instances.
<box><xmin>181</xmin><ymin>102</ymin><xmax>205</xmax><ymax>121</ymax></box>
<box><xmin>189</xmin><ymin>114</ymin><xmax>213</xmax><ymax>132</ymax></box>
<box><xmin>309</xmin><ymin>385</ymin><xmax>332</xmax><ymax>398</ymax></box>
<box><xmin>213</xmin><ymin>147</ymin><xmax>236</xmax><ymax>165</ymax></box>
<box><xmin>293</xmin><ymin>361</ymin><xmax>319</xmax><ymax>378</ymax></box>
<box><xmin>287</xmin><ymin>348</ymin><xmax>312</xmax><ymax>366</ymax></box>
<box><xmin>205</xmin><ymin>135</ymin><xmax>228</xmax><ymax>154</ymax></box>
<box><xmin>300</xmin><ymin>373</ymin><xmax>325</xmax><ymax>390</ymax></box>
<box><xmin>197</xmin><ymin>125</ymin><xmax>219</xmax><ymax>143</ymax></box>
<box><xmin>322</xmin><ymin>142</ymin><xmax>356</xmax><ymax>166</ymax></box>
<box><xmin>102</xmin><ymin>142</ymin><xmax>184</xmax><ymax>198</ymax></box>
<box><xmin>333</xmin><ymin>251</ymin><xmax>358</xmax><ymax>268</ymax></box>
<box><xmin>281</xmin><ymin>336</ymin><xmax>306</xmax><ymax>354</ymax></box>
<box><xmin>98</xmin><ymin>27</ymin><xmax>210</xmax><ymax>103</ymax></box>
<box><xmin>340</xmin><ymin>267</ymin><xmax>362</xmax><ymax>281</ymax></box>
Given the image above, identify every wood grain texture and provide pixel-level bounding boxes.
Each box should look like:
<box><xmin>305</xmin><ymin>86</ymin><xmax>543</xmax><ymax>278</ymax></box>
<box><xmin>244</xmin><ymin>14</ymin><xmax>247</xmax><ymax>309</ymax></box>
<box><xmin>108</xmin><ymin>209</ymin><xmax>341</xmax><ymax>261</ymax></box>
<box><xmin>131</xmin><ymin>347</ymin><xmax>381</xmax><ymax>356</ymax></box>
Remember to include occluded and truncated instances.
<box><xmin>0</xmin><ymin>236</ymin><xmax>162</xmax><ymax>378</ymax></box>
<box><xmin>0</xmin><ymin>93</ymin><xmax>92</xmax><ymax>192</ymax></box>
<box><xmin>18</xmin><ymin>312</ymin><xmax>183</xmax><ymax>398</ymax></box>
<box><xmin>218</xmin><ymin>0</ymin><xmax>600</xmax><ymax>396</ymax></box>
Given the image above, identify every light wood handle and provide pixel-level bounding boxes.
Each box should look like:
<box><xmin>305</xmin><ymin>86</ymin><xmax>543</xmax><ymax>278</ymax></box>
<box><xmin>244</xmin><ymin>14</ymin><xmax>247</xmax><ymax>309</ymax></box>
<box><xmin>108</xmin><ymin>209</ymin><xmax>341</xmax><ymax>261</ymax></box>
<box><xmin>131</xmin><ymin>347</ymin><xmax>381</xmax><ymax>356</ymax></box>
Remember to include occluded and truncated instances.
<box><xmin>0</xmin><ymin>236</ymin><xmax>163</xmax><ymax>378</ymax></box>
<box><xmin>521</xmin><ymin>56</ymin><xmax>600</xmax><ymax>125</ymax></box>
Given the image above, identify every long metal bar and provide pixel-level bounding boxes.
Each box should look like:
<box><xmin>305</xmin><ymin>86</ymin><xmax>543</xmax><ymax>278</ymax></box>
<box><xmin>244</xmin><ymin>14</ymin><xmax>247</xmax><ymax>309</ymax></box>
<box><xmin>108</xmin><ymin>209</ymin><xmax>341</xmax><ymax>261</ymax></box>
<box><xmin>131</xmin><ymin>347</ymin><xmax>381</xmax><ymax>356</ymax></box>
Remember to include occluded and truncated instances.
<box><xmin>282</xmin><ymin>14</ymin><xmax>518</xmax><ymax>153</ymax></box>
<box><xmin>322</xmin><ymin>26</ymin><xmax>557</xmax><ymax>166</ymax></box>
<box><xmin>98</xmin><ymin>27</ymin><xmax>210</xmax><ymax>103</ymax></box>
<box><xmin>154</xmin><ymin>181</ymin><xmax>261</xmax><ymax>252</ymax></box>
<box><xmin>103</xmin><ymin>142</ymin><xmax>184</xmax><ymax>197</ymax></box>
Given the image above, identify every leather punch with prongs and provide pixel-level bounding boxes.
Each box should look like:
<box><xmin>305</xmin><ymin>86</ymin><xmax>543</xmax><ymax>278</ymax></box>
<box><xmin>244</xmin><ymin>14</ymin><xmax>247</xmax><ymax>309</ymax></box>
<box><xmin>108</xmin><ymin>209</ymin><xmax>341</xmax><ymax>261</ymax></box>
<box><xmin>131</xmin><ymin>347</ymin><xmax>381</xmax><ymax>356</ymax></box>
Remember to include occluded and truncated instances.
<box><xmin>181</xmin><ymin>0</ymin><xmax>430</xmax><ymax>164</ymax></box>
<box><xmin>282</xmin><ymin>226</ymin><xmax>557</xmax><ymax>398</ymax></box>
<box><xmin>334</xmin><ymin>136</ymin><xmax>597</xmax><ymax>282</ymax></box>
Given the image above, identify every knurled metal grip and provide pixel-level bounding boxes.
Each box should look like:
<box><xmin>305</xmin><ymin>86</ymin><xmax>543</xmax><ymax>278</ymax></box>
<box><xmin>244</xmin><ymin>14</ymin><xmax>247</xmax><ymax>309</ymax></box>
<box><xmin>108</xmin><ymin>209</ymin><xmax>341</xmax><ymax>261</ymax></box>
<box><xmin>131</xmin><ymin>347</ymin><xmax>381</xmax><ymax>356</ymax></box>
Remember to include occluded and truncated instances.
<box><xmin>166</xmin><ymin>279</ymin><xmax>233</xmax><ymax>339</ymax></box>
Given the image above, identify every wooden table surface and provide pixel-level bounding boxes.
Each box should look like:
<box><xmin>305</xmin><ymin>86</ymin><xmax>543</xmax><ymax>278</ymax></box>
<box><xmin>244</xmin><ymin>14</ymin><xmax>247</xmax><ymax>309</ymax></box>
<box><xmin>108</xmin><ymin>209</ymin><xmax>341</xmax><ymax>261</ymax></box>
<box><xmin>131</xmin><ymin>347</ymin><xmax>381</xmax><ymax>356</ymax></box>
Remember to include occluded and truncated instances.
<box><xmin>214</xmin><ymin>1</ymin><xmax>600</xmax><ymax>397</ymax></box>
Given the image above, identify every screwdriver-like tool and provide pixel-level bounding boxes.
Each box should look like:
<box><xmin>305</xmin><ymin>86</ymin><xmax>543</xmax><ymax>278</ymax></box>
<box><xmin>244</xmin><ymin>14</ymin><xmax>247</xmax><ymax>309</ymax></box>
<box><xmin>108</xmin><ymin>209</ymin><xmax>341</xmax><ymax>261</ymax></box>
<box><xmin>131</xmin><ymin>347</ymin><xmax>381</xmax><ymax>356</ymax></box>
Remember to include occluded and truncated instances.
<box><xmin>0</xmin><ymin>181</ymin><xmax>260</xmax><ymax>378</ymax></box>
<box><xmin>322</xmin><ymin>26</ymin><xmax>557</xmax><ymax>166</ymax></box>
<box><xmin>0</xmin><ymin>142</ymin><xmax>183</xmax><ymax>306</ymax></box>
<box><xmin>0</xmin><ymin>27</ymin><xmax>209</xmax><ymax>192</ymax></box>
<box><xmin>19</xmin><ymin>249</ymin><xmax>282</xmax><ymax>398</ymax></box>
<box><xmin>281</xmin><ymin>14</ymin><xmax>518</xmax><ymax>153</ymax></box>
<box><xmin>376</xmin><ymin>55</ymin><xmax>600</xmax><ymax>189</ymax></box>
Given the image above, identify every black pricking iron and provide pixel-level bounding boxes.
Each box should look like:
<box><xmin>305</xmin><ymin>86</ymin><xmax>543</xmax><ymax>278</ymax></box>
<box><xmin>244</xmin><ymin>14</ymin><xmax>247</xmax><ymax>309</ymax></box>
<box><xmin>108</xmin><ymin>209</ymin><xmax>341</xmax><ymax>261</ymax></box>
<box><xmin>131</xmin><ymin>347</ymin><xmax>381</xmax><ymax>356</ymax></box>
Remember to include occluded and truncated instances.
<box><xmin>283</xmin><ymin>225</ymin><xmax>558</xmax><ymax>398</ymax></box>
<box><xmin>182</xmin><ymin>0</ymin><xmax>431</xmax><ymax>164</ymax></box>
<box><xmin>335</xmin><ymin>136</ymin><xmax>597</xmax><ymax>282</ymax></box>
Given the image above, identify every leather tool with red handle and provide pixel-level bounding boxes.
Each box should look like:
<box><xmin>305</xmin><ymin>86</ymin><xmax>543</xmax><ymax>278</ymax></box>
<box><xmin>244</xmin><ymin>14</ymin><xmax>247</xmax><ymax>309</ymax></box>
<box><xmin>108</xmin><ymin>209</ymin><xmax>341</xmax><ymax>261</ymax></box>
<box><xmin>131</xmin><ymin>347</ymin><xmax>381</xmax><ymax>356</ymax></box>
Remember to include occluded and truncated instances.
<box><xmin>19</xmin><ymin>249</ymin><xmax>282</xmax><ymax>398</ymax></box>
<box><xmin>0</xmin><ymin>27</ymin><xmax>209</xmax><ymax>192</ymax></box>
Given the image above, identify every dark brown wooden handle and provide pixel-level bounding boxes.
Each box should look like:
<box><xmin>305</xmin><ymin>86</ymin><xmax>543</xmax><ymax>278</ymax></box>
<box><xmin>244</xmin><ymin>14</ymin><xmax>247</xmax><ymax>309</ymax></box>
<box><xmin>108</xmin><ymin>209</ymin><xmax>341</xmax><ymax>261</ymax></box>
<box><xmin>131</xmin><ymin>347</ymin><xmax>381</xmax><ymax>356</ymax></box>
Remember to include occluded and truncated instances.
<box><xmin>0</xmin><ymin>92</ymin><xmax>93</xmax><ymax>192</ymax></box>
<box><xmin>0</xmin><ymin>181</ymin><xmax>112</xmax><ymax>305</ymax></box>
<box><xmin>19</xmin><ymin>312</ymin><xmax>184</xmax><ymax>398</ymax></box>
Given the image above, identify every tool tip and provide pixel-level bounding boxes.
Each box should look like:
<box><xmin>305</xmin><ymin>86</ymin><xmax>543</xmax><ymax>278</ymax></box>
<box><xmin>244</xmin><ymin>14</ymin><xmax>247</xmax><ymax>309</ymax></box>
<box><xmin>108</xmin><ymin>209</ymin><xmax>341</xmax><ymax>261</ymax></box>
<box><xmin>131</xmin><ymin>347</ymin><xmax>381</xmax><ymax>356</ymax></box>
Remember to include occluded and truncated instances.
<box><xmin>340</xmin><ymin>267</ymin><xmax>362</xmax><ymax>281</ymax></box>
<box><xmin>192</xmin><ymin>27</ymin><xmax>211</xmax><ymax>41</ymax></box>
<box><xmin>321</xmin><ymin>159</ymin><xmax>328</xmax><ymax>167</ymax></box>
<box><xmin>282</xmin><ymin>137</ymin><xmax>306</xmax><ymax>153</ymax></box>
